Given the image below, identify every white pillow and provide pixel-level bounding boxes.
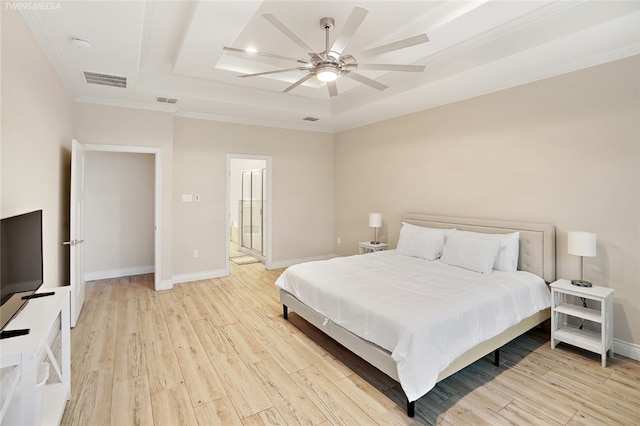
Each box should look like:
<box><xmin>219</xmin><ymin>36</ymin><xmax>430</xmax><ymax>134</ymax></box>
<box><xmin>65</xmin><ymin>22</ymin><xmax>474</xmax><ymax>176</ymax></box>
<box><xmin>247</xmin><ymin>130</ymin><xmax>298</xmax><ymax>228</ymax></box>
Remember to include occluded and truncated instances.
<box><xmin>396</xmin><ymin>223</ymin><xmax>455</xmax><ymax>261</ymax></box>
<box><xmin>487</xmin><ymin>231</ymin><xmax>520</xmax><ymax>272</ymax></box>
<box><xmin>440</xmin><ymin>230</ymin><xmax>501</xmax><ymax>274</ymax></box>
<box><xmin>451</xmin><ymin>230</ymin><xmax>520</xmax><ymax>272</ymax></box>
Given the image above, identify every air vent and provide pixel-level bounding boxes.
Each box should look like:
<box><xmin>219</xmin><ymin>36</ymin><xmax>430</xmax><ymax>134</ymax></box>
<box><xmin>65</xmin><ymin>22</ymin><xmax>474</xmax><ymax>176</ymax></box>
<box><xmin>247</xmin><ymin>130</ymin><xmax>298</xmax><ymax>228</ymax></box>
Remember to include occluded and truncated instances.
<box><xmin>156</xmin><ymin>97</ymin><xmax>178</xmax><ymax>104</ymax></box>
<box><xmin>84</xmin><ymin>71</ymin><xmax>126</xmax><ymax>88</ymax></box>
<box><xmin>303</xmin><ymin>117</ymin><xmax>319</xmax><ymax>122</ymax></box>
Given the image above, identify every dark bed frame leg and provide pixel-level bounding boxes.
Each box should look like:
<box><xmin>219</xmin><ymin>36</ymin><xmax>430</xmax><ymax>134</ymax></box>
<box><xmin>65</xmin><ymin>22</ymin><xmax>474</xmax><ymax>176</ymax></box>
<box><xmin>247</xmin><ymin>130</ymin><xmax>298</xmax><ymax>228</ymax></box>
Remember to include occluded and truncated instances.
<box><xmin>407</xmin><ymin>398</ymin><xmax>415</xmax><ymax>417</ymax></box>
<box><xmin>283</xmin><ymin>304</ymin><xmax>288</xmax><ymax>320</ymax></box>
<box><xmin>402</xmin><ymin>348</ymin><xmax>498</xmax><ymax>418</ymax></box>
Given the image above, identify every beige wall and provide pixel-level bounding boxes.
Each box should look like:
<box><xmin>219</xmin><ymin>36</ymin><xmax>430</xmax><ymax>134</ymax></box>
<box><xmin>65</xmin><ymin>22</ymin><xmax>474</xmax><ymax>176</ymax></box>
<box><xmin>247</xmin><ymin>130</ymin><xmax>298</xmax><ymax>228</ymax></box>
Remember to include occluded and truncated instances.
<box><xmin>172</xmin><ymin>117</ymin><xmax>334</xmax><ymax>275</ymax></box>
<box><xmin>73</xmin><ymin>103</ymin><xmax>173</xmax><ymax>284</ymax></box>
<box><xmin>72</xmin><ymin>106</ymin><xmax>334</xmax><ymax>282</ymax></box>
<box><xmin>1</xmin><ymin>9</ymin><xmax>74</xmax><ymax>289</ymax></box>
<box><xmin>334</xmin><ymin>56</ymin><xmax>640</xmax><ymax>346</ymax></box>
<box><xmin>84</xmin><ymin>151</ymin><xmax>155</xmax><ymax>277</ymax></box>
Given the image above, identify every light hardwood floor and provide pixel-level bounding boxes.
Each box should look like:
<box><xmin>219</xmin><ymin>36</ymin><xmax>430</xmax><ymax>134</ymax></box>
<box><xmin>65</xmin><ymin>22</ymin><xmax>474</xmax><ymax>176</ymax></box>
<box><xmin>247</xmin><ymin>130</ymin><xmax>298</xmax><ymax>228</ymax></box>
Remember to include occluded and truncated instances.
<box><xmin>61</xmin><ymin>263</ymin><xmax>640</xmax><ymax>425</ymax></box>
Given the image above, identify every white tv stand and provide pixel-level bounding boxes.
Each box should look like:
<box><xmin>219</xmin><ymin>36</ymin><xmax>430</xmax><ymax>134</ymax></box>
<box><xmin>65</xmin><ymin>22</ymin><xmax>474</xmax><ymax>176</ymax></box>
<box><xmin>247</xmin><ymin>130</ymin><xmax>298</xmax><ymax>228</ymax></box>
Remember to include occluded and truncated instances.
<box><xmin>0</xmin><ymin>287</ymin><xmax>71</xmax><ymax>425</ymax></box>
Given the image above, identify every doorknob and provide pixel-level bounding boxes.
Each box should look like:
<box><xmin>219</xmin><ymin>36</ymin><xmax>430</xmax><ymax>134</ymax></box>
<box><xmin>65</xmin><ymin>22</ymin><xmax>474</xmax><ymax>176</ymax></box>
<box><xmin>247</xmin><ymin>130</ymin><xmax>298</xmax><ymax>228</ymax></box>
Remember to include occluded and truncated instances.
<box><xmin>63</xmin><ymin>240</ymin><xmax>76</xmax><ymax>246</ymax></box>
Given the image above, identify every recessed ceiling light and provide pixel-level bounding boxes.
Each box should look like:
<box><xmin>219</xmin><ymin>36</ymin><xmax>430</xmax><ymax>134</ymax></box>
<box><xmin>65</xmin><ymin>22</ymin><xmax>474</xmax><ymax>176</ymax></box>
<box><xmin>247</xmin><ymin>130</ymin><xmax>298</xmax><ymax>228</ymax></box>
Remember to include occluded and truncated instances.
<box><xmin>71</xmin><ymin>37</ymin><xmax>91</xmax><ymax>49</ymax></box>
<box><xmin>246</xmin><ymin>47</ymin><xmax>257</xmax><ymax>53</ymax></box>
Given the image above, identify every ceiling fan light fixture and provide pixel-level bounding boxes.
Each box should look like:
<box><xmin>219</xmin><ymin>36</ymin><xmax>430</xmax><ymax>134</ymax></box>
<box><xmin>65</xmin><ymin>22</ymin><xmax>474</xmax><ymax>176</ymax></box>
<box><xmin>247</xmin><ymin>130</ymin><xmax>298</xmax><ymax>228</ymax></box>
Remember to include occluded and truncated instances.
<box><xmin>316</xmin><ymin>65</ymin><xmax>338</xmax><ymax>82</ymax></box>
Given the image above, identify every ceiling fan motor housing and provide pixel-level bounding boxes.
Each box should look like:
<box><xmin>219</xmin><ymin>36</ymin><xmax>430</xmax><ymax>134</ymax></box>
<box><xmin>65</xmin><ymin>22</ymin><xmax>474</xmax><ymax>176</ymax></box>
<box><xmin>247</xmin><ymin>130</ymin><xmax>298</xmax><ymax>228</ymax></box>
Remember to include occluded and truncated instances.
<box><xmin>316</xmin><ymin>17</ymin><xmax>347</xmax><ymax>78</ymax></box>
<box><xmin>320</xmin><ymin>17</ymin><xmax>335</xmax><ymax>30</ymax></box>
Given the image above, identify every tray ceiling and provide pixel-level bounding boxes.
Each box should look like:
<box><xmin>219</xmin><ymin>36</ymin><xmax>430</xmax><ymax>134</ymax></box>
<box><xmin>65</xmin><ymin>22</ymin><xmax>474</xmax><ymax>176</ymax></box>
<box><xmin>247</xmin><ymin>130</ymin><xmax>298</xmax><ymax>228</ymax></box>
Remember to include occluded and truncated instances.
<box><xmin>19</xmin><ymin>0</ymin><xmax>640</xmax><ymax>132</ymax></box>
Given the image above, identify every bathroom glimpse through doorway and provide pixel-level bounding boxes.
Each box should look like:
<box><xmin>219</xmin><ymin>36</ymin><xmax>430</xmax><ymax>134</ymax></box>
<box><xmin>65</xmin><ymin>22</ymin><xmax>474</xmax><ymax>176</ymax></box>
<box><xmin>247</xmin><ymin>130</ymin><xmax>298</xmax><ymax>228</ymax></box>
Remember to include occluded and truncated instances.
<box><xmin>226</xmin><ymin>155</ymin><xmax>272</xmax><ymax>274</ymax></box>
<box><xmin>240</xmin><ymin>167</ymin><xmax>266</xmax><ymax>258</ymax></box>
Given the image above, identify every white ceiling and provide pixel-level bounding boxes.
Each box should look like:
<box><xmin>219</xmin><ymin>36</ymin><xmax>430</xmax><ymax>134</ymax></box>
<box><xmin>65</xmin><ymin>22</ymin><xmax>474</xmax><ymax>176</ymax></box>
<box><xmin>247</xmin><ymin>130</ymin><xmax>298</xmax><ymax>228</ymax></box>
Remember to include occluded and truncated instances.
<box><xmin>20</xmin><ymin>0</ymin><xmax>640</xmax><ymax>132</ymax></box>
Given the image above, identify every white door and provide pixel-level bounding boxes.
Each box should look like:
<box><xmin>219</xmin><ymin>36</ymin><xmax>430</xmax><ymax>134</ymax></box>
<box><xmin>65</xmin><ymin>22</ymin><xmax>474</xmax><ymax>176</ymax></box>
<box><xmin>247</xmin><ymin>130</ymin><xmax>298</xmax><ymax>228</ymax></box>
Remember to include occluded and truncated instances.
<box><xmin>67</xmin><ymin>139</ymin><xmax>86</xmax><ymax>327</ymax></box>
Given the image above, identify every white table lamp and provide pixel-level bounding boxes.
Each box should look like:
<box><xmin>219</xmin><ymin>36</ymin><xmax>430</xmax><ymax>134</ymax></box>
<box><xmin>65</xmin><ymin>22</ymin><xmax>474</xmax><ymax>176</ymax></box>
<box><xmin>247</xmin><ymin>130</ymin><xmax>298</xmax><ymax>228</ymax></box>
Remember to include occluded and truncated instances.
<box><xmin>369</xmin><ymin>213</ymin><xmax>382</xmax><ymax>244</ymax></box>
<box><xmin>567</xmin><ymin>231</ymin><xmax>596</xmax><ymax>287</ymax></box>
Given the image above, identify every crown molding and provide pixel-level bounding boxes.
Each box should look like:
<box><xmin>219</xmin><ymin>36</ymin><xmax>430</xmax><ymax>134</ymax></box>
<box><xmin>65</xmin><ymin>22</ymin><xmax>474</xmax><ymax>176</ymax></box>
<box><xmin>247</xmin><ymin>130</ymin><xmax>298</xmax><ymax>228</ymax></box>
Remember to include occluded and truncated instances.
<box><xmin>74</xmin><ymin>96</ymin><xmax>178</xmax><ymax>114</ymax></box>
<box><xmin>20</xmin><ymin>7</ymin><xmax>79</xmax><ymax>99</ymax></box>
<box><xmin>174</xmin><ymin>110</ymin><xmax>335</xmax><ymax>134</ymax></box>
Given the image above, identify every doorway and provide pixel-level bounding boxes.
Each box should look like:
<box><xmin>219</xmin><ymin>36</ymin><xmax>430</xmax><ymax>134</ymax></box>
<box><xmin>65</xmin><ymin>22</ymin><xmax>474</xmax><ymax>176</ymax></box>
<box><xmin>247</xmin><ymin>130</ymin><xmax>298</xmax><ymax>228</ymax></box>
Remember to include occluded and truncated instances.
<box><xmin>70</xmin><ymin>142</ymin><xmax>162</xmax><ymax>326</ymax></box>
<box><xmin>84</xmin><ymin>152</ymin><xmax>155</xmax><ymax>278</ymax></box>
<box><xmin>226</xmin><ymin>155</ymin><xmax>272</xmax><ymax>274</ymax></box>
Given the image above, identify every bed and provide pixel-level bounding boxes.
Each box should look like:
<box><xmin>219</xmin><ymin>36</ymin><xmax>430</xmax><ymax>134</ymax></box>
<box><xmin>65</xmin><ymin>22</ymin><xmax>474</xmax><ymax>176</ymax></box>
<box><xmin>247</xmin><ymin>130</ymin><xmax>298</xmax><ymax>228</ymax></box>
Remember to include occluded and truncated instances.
<box><xmin>275</xmin><ymin>213</ymin><xmax>556</xmax><ymax>417</ymax></box>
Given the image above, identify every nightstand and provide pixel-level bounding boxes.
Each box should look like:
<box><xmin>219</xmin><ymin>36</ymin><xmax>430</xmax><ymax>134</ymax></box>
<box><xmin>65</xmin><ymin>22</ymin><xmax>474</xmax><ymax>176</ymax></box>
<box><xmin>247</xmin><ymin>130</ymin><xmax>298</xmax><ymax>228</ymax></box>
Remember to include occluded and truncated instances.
<box><xmin>358</xmin><ymin>242</ymin><xmax>388</xmax><ymax>254</ymax></box>
<box><xmin>550</xmin><ymin>279</ymin><xmax>614</xmax><ymax>367</ymax></box>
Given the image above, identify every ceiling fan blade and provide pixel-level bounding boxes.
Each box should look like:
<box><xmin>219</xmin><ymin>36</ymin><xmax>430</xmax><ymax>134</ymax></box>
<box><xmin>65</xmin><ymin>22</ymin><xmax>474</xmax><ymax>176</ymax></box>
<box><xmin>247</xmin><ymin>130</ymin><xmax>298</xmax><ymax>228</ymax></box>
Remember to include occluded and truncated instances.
<box><xmin>356</xmin><ymin>63</ymin><xmax>426</xmax><ymax>72</ymax></box>
<box><xmin>223</xmin><ymin>47</ymin><xmax>309</xmax><ymax>65</ymax></box>
<box><xmin>355</xmin><ymin>34</ymin><xmax>429</xmax><ymax>59</ymax></box>
<box><xmin>329</xmin><ymin>6</ymin><xmax>368</xmax><ymax>55</ymax></box>
<box><xmin>327</xmin><ymin>81</ymin><xmax>338</xmax><ymax>97</ymax></box>
<box><xmin>282</xmin><ymin>73</ymin><xmax>314</xmax><ymax>93</ymax></box>
<box><xmin>239</xmin><ymin>68</ymin><xmax>306</xmax><ymax>78</ymax></box>
<box><xmin>344</xmin><ymin>72</ymin><xmax>388</xmax><ymax>91</ymax></box>
<box><xmin>263</xmin><ymin>14</ymin><xmax>320</xmax><ymax>59</ymax></box>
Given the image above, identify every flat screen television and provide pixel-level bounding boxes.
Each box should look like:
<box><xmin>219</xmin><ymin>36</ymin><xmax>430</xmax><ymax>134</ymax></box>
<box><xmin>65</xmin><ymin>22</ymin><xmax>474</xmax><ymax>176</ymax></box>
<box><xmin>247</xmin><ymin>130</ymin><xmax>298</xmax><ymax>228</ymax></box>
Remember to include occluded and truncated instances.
<box><xmin>0</xmin><ymin>210</ymin><xmax>44</xmax><ymax>332</ymax></box>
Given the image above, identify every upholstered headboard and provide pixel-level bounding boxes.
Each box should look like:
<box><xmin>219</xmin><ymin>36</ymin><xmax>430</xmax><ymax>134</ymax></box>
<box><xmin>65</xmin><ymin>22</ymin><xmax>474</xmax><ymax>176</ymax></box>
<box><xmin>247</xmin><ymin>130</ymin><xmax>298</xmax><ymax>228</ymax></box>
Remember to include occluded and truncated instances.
<box><xmin>402</xmin><ymin>213</ymin><xmax>556</xmax><ymax>283</ymax></box>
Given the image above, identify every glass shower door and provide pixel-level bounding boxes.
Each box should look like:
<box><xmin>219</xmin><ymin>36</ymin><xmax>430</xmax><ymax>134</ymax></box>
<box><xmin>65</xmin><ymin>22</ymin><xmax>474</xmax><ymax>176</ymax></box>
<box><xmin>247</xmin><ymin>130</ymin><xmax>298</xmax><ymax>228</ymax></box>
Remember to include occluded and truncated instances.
<box><xmin>240</xmin><ymin>168</ymin><xmax>266</xmax><ymax>257</ymax></box>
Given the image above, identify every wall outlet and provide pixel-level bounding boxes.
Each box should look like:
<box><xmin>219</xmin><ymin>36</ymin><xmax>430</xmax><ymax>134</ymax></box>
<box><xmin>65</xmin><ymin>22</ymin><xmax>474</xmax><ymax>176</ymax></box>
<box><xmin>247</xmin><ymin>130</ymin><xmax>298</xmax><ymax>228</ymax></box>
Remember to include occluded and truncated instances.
<box><xmin>337</xmin><ymin>237</ymin><xmax>341</xmax><ymax>244</ymax></box>
<box><xmin>194</xmin><ymin>194</ymin><xmax>200</xmax><ymax>202</ymax></box>
<box><xmin>193</xmin><ymin>250</ymin><xmax>199</xmax><ymax>258</ymax></box>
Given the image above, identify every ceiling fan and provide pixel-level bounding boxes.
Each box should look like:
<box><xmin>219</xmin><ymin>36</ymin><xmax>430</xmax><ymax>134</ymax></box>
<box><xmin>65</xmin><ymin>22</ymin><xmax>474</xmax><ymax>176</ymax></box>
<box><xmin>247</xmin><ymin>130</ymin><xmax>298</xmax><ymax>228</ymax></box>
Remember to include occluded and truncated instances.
<box><xmin>223</xmin><ymin>6</ymin><xmax>429</xmax><ymax>97</ymax></box>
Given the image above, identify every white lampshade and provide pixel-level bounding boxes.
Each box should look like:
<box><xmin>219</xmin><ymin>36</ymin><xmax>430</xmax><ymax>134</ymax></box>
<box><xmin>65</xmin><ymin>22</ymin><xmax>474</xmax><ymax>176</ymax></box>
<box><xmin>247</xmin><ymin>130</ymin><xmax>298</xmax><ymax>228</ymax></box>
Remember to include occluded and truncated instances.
<box><xmin>568</xmin><ymin>231</ymin><xmax>596</xmax><ymax>257</ymax></box>
<box><xmin>369</xmin><ymin>213</ymin><xmax>382</xmax><ymax>228</ymax></box>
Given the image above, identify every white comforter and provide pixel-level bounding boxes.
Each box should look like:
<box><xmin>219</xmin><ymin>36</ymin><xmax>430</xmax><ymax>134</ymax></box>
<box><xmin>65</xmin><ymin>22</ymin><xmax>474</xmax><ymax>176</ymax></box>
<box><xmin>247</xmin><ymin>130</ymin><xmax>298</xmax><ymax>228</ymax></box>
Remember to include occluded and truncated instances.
<box><xmin>275</xmin><ymin>250</ymin><xmax>550</xmax><ymax>401</ymax></box>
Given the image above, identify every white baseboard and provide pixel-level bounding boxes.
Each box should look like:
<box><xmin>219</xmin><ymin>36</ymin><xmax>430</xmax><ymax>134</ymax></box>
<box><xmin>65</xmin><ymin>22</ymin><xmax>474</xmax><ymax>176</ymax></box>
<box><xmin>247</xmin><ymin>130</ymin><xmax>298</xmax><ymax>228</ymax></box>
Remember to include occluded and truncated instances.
<box><xmin>614</xmin><ymin>338</ymin><xmax>640</xmax><ymax>361</ymax></box>
<box><xmin>172</xmin><ymin>269</ymin><xmax>227</xmax><ymax>285</ymax></box>
<box><xmin>157</xmin><ymin>279</ymin><xmax>173</xmax><ymax>291</ymax></box>
<box><xmin>84</xmin><ymin>265</ymin><xmax>155</xmax><ymax>281</ymax></box>
<box><xmin>269</xmin><ymin>254</ymin><xmax>337</xmax><ymax>270</ymax></box>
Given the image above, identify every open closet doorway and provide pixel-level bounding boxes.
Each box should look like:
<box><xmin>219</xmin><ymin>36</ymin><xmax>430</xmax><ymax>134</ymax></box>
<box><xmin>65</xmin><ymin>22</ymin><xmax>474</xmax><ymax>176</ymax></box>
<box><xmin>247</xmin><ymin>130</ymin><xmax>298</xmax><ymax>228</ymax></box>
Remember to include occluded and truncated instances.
<box><xmin>69</xmin><ymin>143</ymin><xmax>162</xmax><ymax>326</ymax></box>
<box><xmin>227</xmin><ymin>155</ymin><xmax>272</xmax><ymax>274</ymax></box>
<box><xmin>83</xmin><ymin>146</ymin><xmax>162</xmax><ymax>286</ymax></box>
